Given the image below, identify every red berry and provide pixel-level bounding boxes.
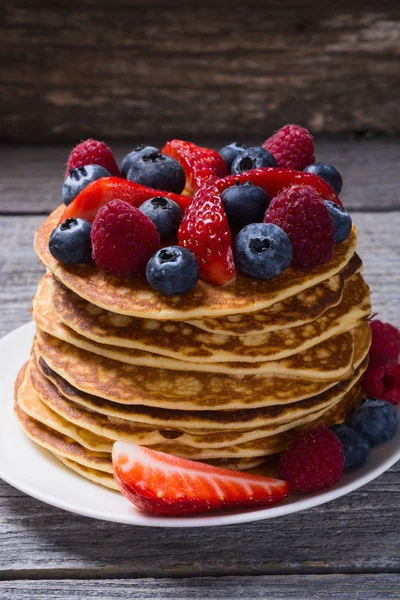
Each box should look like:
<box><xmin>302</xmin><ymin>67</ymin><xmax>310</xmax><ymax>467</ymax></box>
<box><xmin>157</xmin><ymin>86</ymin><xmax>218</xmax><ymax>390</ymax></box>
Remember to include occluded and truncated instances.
<box><xmin>264</xmin><ymin>184</ymin><xmax>335</xmax><ymax>268</ymax></box>
<box><xmin>60</xmin><ymin>177</ymin><xmax>191</xmax><ymax>224</ymax></box>
<box><xmin>112</xmin><ymin>443</ymin><xmax>290</xmax><ymax>516</ymax></box>
<box><xmin>91</xmin><ymin>199</ymin><xmax>160</xmax><ymax>276</ymax></box>
<box><xmin>178</xmin><ymin>181</ymin><xmax>235</xmax><ymax>286</ymax></box>
<box><xmin>370</xmin><ymin>320</ymin><xmax>400</xmax><ymax>362</ymax></box>
<box><xmin>363</xmin><ymin>360</ymin><xmax>400</xmax><ymax>405</ymax></box>
<box><xmin>279</xmin><ymin>426</ymin><xmax>344</xmax><ymax>493</ymax></box>
<box><xmin>65</xmin><ymin>139</ymin><xmax>121</xmax><ymax>178</ymax></box>
<box><xmin>263</xmin><ymin>124</ymin><xmax>315</xmax><ymax>171</ymax></box>
<box><xmin>163</xmin><ymin>139</ymin><xmax>228</xmax><ymax>196</ymax></box>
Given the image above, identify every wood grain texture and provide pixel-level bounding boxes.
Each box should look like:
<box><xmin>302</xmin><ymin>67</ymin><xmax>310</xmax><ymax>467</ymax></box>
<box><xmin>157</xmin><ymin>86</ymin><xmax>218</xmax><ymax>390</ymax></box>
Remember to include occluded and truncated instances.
<box><xmin>1</xmin><ymin>140</ymin><xmax>400</xmax><ymax>213</ymax></box>
<box><xmin>1</xmin><ymin>575</ymin><xmax>399</xmax><ymax>599</ymax></box>
<box><xmin>1</xmin><ymin>1</ymin><xmax>400</xmax><ymax>141</ymax></box>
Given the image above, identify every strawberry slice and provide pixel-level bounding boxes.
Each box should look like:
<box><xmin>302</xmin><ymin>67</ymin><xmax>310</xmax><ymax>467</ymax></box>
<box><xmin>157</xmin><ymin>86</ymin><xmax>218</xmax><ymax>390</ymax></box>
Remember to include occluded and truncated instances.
<box><xmin>112</xmin><ymin>443</ymin><xmax>290</xmax><ymax>516</ymax></box>
<box><xmin>60</xmin><ymin>177</ymin><xmax>191</xmax><ymax>223</ymax></box>
<box><xmin>162</xmin><ymin>139</ymin><xmax>228</xmax><ymax>196</ymax></box>
<box><xmin>178</xmin><ymin>181</ymin><xmax>235</xmax><ymax>286</ymax></box>
<box><xmin>214</xmin><ymin>168</ymin><xmax>342</xmax><ymax>206</ymax></box>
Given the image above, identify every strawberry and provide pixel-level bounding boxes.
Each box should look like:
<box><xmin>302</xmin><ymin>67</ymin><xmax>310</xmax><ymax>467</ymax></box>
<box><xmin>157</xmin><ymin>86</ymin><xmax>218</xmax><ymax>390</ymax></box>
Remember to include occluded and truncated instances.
<box><xmin>65</xmin><ymin>139</ymin><xmax>121</xmax><ymax>178</ymax></box>
<box><xmin>112</xmin><ymin>443</ymin><xmax>290</xmax><ymax>516</ymax></box>
<box><xmin>60</xmin><ymin>177</ymin><xmax>191</xmax><ymax>224</ymax></box>
<box><xmin>178</xmin><ymin>181</ymin><xmax>235</xmax><ymax>286</ymax></box>
<box><xmin>162</xmin><ymin>139</ymin><xmax>228</xmax><ymax>196</ymax></box>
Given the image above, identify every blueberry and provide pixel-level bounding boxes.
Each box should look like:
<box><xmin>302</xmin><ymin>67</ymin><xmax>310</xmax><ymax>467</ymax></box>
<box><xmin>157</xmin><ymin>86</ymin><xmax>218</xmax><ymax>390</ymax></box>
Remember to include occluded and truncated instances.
<box><xmin>49</xmin><ymin>218</ymin><xmax>92</xmax><ymax>265</ymax></box>
<box><xmin>146</xmin><ymin>246</ymin><xmax>199</xmax><ymax>296</ymax></box>
<box><xmin>324</xmin><ymin>200</ymin><xmax>352</xmax><ymax>244</ymax></box>
<box><xmin>121</xmin><ymin>144</ymin><xmax>160</xmax><ymax>178</ymax></box>
<box><xmin>331</xmin><ymin>424</ymin><xmax>370</xmax><ymax>470</ymax></box>
<box><xmin>127</xmin><ymin>152</ymin><xmax>186</xmax><ymax>194</ymax></box>
<box><xmin>62</xmin><ymin>165</ymin><xmax>110</xmax><ymax>206</ymax></box>
<box><xmin>304</xmin><ymin>162</ymin><xmax>343</xmax><ymax>194</ymax></box>
<box><xmin>139</xmin><ymin>196</ymin><xmax>182</xmax><ymax>240</ymax></box>
<box><xmin>219</xmin><ymin>142</ymin><xmax>247</xmax><ymax>171</ymax></box>
<box><xmin>234</xmin><ymin>223</ymin><xmax>293</xmax><ymax>280</ymax></box>
<box><xmin>221</xmin><ymin>182</ymin><xmax>270</xmax><ymax>230</ymax></box>
<box><xmin>348</xmin><ymin>398</ymin><xmax>399</xmax><ymax>446</ymax></box>
<box><xmin>231</xmin><ymin>147</ymin><xmax>277</xmax><ymax>175</ymax></box>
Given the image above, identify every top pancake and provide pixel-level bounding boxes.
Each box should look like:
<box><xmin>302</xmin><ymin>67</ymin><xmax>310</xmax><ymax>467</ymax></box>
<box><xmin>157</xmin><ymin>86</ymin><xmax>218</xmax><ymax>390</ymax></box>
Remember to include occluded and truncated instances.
<box><xmin>34</xmin><ymin>206</ymin><xmax>358</xmax><ymax>320</ymax></box>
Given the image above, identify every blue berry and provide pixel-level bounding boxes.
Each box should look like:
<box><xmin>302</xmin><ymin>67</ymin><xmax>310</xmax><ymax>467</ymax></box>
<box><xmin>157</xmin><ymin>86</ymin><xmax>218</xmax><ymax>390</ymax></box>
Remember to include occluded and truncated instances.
<box><xmin>221</xmin><ymin>182</ymin><xmax>270</xmax><ymax>230</ymax></box>
<box><xmin>219</xmin><ymin>142</ymin><xmax>247</xmax><ymax>171</ymax></box>
<box><xmin>231</xmin><ymin>147</ymin><xmax>277</xmax><ymax>175</ymax></box>
<box><xmin>127</xmin><ymin>152</ymin><xmax>186</xmax><ymax>194</ymax></box>
<box><xmin>49</xmin><ymin>218</ymin><xmax>92</xmax><ymax>265</ymax></box>
<box><xmin>146</xmin><ymin>246</ymin><xmax>199</xmax><ymax>296</ymax></box>
<box><xmin>121</xmin><ymin>144</ymin><xmax>160</xmax><ymax>177</ymax></box>
<box><xmin>304</xmin><ymin>162</ymin><xmax>343</xmax><ymax>195</ymax></box>
<box><xmin>62</xmin><ymin>165</ymin><xmax>110</xmax><ymax>206</ymax></box>
<box><xmin>234</xmin><ymin>223</ymin><xmax>293</xmax><ymax>280</ymax></box>
<box><xmin>139</xmin><ymin>196</ymin><xmax>182</xmax><ymax>240</ymax></box>
<box><xmin>331</xmin><ymin>424</ymin><xmax>370</xmax><ymax>470</ymax></box>
<box><xmin>348</xmin><ymin>398</ymin><xmax>399</xmax><ymax>446</ymax></box>
<box><xmin>324</xmin><ymin>200</ymin><xmax>352</xmax><ymax>244</ymax></box>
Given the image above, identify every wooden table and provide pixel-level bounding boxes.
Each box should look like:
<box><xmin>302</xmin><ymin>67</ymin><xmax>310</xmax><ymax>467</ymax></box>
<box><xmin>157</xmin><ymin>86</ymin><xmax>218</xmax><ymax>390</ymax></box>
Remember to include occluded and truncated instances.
<box><xmin>1</xmin><ymin>140</ymin><xmax>399</xmax><ymax>599</ymax></box>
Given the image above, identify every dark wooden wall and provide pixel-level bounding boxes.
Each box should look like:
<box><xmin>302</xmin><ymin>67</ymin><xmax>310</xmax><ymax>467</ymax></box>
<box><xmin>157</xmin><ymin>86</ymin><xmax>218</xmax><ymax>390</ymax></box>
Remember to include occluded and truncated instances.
<box><xmin>1</xmin><ymin>0</ymin><xmax>400</xmax><ymax>142</ymax></box>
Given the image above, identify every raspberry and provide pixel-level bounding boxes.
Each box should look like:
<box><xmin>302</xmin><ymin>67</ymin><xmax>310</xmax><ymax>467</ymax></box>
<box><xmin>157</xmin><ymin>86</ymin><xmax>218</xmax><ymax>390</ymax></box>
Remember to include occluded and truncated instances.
<box><xmin>66</xmin><ymin>139</ymin><xmax>121</xmax><ymax>178</ymax></box>
<box><xmin>363</xmin><ymin>361</ymin><xmax>400</xmax><ymax>405</ymax></box>
<box><xmin>263</xmin><ymin>124</ymin><xmax>314</xmax><ymax>170</ymax></box>
<box><xmin>264</xmin><ymin>185</ymin><xmax>335</xmax><ymax>268</ymax></box>
<box><xmin>279</xmin><ymin>426</ymin><xmax>344</xmax><ymax>493</ymax></box>
<box><xmin>91</xmin><ymin>199</ymin><xmax>160</xmax><ymax>276</ymax></box>
<box><xmin>370</xmin><ymin>320</ymin><xmax>400</xmax><ymax>362</ymax></box>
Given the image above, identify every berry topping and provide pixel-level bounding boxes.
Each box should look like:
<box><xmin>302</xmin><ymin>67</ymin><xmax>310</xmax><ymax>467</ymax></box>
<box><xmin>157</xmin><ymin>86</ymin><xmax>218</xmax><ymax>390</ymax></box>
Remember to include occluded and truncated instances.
<box><xmin>162</xmin><ymin>139</ymin><xmax>228</xmax><ymax>196</ymax></box>
<box><xmin>231</xmin><ymin>146</ymin><xmax>277</xmax><ymax>174</ymax></box>
<box><xmin>91</xmin><ymin>199</ymin><xmax>160</xmax><ymax>276</ymax></box>
<box><xmin>348</xmin><ymin>398</ymin><xmax>399</xmax><ymax>445</ymax></box>
<box><xmin>324</xmin><ymin>200</ymin><xmax>353</xmax><ymax>244</ymax></box>
<box><xmin>62</xmin><ymin>165</ymin><xmax>110</xmax><ymax>207</ymax></box>
<box><xmin>363</xmin><ymin>360</ymin><xmax>400</xmax><ymax>405</ymax></box>
<box><xmin>49</xmin><ymin>218</ymin><xmax>92</xmax><ymax>265</ymax></box>
<box><xmin>65</xmin><ymin>139</ymin><xmax>120</xmax><ymax>178</ymax></box>
<box><xmin>331</xmin><ymin>424</ymin><xmax>370</xmax><ymax>470</ymax></box>
<box><xmin>60</xmin><ymin>177</ymin><xmax>191</xmax><ymax>224</ymax></box>
<box><xmin>221</xmin><ymin>182</ymin><xmax>270</xmax><ymax>230</ymax></box>
<box><xmin>139</xmin><ymin>196</ymin><xmax>182</xmax><ymax>241</ymax></box>
<box><xmin>279</xmin><ymin>426</ymin><xmax>344</xmax><ymax>493</ymax></box>
<box><xmin>146</xmin><ymin>246</ymin><xmax>199</xmax><ymax>296</ymax></box>
<box><xmin>219</xmin><ymin>142</ymin><xmax>247</xmax><ymax>171</ymax></box>
<box><xmin>121</xmin><ymin>145</ymin><xmax>160</xmax><ymax>178</ymax></box>
<box><xmin>304</xmin><ymin>162</ymin><xmax>343</xmax><ymax>195</ymax></box>
<box><xmin>126</xmin><ymin>151</ymin><xmax>186</xmax><ymax>195</ymax></box>
<box><xmin>263</xmin><ymin>124</ymin><xmax>315</xmax><ymax>170</ymax></box>
<box><xmin>264</xmin><ymin>184</ymin><xmax>335</xmax><ymax>269</ymax></box>
<box><xmin>370</xmin><ymin>320</ymin><xmax>400</xmax><ymax>362</ymax></box>
<box><xmin>235</xmin><ymin>223</ymin><xmax>293</xmax><ymax>281</ymax></box>
<box><xmin>178</xmin><ymin>182</ymin><xmax>235</xmax><ymax>286</ymax></box>
<box><xmin>112</xmin><ymin>443</ymin><xmax>290</xmax><ymax>516</ymax></box>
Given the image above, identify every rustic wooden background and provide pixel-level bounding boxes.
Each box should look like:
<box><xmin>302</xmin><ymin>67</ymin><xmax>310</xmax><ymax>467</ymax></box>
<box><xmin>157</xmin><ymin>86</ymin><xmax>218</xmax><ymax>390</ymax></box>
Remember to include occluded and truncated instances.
<box><xmin>1</xmin><ymin>0</ymin><xmax>400</xmax><ymax>143</ymax></box>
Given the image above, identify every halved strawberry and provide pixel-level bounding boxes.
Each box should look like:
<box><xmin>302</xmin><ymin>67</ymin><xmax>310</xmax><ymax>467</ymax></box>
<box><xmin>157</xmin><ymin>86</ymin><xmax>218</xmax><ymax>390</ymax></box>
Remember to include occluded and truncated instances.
<box><xmin>178</xmin><ymin>181</ymin><xmax>235</xmax><ymax>286</ymax></box>
<box><xmin>162</xmin><ymin>140</ymin><xmax>228</xmax><ymax>196</ymax></box>
<box><xmin>112</xmin><ymin>443</ymin><xmax>290</xmax><ymax>516</ymax></box>
<box><xmin>214</xmin><ymin>168</ymin><xmax>342</xmax><ymax>206</ymax></box>
<box><xmin>60</xmin><ymin>177</ymin><xmax>191</xmax><ymax>223</ymax></box>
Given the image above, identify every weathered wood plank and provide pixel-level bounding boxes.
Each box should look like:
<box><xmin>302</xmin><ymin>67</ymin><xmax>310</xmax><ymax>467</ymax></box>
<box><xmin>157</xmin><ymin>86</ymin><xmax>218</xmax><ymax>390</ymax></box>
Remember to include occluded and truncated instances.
<box><xmin>1</xmin><ymin>1</ymin><xmax>400</xmax><ymax>141</ymax></box>
<box><xmin>1</xmin><ymin>575</ymin><xmax>399</xmax><ymax>599</ymax></box>
<box><xmin>0</xmin><ymin>140</ymin><xmax>399</xmax><ymax>213</ymax></box>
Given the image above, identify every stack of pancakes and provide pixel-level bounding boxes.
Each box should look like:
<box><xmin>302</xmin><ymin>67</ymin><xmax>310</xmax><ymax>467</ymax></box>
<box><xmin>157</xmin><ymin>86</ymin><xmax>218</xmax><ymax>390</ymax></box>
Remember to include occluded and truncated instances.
<box><xmin>14</xmin><ymin>206</ymin><xmax>372</xmax><ymax>490</ymax></box>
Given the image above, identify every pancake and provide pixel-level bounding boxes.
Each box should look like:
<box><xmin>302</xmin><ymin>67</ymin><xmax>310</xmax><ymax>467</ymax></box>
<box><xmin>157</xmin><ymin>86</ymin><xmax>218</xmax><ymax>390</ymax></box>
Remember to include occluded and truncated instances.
<box><xmin>30</xmin><ymin>352</ymin><xmax>367</xmax><ymax>449</ymax></box>
<box><xmin>187</xmin><ymin>254</ymin><xmax>363</xmax><ymax>335</ymax></box>
<box><xmin>34</xmin><ymin>206</ymin><xmax>358</xmax><ymax>320</ymax></box>
<box><xmin>55</xmin><ymin>455</ymin><xmax>119</xmax><ymax>491</ymax></box>
<box><xmin>49</xmin><ymin>272</ymin><xmax>371</xmax><ymax>363</ymax></box>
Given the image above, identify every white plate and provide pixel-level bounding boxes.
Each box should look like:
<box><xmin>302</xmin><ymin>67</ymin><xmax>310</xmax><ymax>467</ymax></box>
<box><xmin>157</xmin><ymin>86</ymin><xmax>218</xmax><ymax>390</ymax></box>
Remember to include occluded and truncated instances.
<box><xmin>1</xmin><ymin>321</ymin><xmax>400</xmax><ymax>528</ymax></box>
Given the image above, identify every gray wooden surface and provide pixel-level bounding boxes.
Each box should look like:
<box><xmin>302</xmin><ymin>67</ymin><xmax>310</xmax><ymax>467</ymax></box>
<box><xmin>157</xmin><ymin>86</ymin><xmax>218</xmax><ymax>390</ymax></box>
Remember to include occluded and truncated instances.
<box><xmin>0</xmin><ymin>141</ymin><xmax>399</xmax><ymax>598</ymax></box>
